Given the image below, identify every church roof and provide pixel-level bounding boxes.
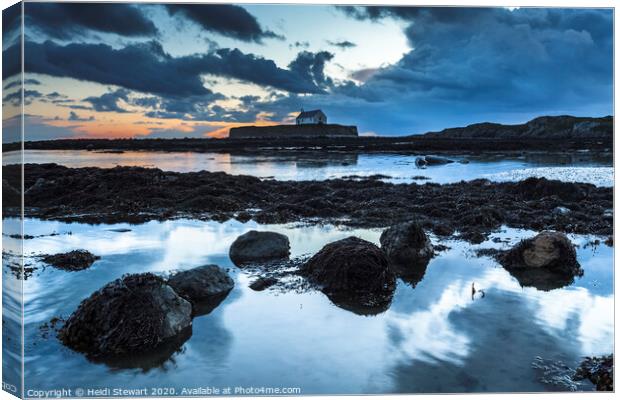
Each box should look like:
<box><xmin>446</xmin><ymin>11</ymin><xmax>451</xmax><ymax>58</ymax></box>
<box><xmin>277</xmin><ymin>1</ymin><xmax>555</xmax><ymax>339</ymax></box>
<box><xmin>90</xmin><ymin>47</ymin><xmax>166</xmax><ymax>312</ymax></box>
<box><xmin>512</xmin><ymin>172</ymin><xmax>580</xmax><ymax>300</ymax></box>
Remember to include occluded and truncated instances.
<box><xmin>296</xmin><ymin>109</ymin><xmax>324</xmax><ymax>119</ymax></box>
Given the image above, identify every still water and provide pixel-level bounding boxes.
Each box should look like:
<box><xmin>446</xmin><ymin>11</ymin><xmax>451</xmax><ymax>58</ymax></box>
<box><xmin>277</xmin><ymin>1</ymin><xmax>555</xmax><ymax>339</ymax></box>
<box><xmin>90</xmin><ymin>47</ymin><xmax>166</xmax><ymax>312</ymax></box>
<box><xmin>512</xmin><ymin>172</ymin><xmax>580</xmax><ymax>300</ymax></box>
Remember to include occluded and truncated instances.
<box><xmin>3</xmin><ymin>217</ymin><xmax>613</xmax><ymax>394</ymax></box>
<box><xmin>3</xmin><ymin>149</ymin><xmax>613</xmax><ymax>186</ymax></box>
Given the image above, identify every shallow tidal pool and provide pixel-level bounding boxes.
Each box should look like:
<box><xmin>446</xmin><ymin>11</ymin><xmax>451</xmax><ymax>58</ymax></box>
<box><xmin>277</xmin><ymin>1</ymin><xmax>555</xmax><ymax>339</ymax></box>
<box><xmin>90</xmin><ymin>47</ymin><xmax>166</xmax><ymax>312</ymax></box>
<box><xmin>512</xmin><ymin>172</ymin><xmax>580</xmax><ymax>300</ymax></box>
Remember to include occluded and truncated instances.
<box><xmin>2</xmin><ymin>218</ymin><xmax>613</xmax><ymax>394</ymax></box>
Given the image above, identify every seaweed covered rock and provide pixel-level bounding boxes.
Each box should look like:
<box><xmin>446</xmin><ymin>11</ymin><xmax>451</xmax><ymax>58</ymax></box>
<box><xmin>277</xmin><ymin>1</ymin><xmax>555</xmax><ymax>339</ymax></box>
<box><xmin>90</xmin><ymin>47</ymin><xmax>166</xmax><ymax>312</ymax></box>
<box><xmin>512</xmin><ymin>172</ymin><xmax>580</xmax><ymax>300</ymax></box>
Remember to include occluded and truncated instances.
<box><xmin>229</xmin><ymin>230</ymin><xmax>290</xmax><ymax>266</ymax></box>
<box><xmin>167</xmin><ymin>265</ymin><xmax>234</xmax><ymax>316</ymax></box>
<box><xmin>380</xmin><ymin>222</ymin><xmax>433</xmax><ymax>265</ymax></box>
<box><xmin>380</xmin><ymin>222</ymin><xmax>433</xmax><ymax>286</ymax></box>
<box><xmin>499</xmin><ymin>231</ymin><xmax>583</xmax><ymax>290</ymax></box>
<box><xmin>301</xmin><ymin>237</ymin><xmax>395</xmax><ymax>314</ymax></box>
<box><xmin>573</xmin><ymin>354</ymin><xmax>613</xmax><ymax>391</ymax></box>
<box><xmin>42</xmin><ymin>250</ymin><xmax>100</xmax><ymax>271</ymax></box>
<box><xmin>58</xmin><ymin>273</ymin><xmax>192</xmax><ymax>357</ymax></box>
<box><xmin>249</xmin><ymin>277</ymin><xmax>278</xmax><ymax>291</ymax></box>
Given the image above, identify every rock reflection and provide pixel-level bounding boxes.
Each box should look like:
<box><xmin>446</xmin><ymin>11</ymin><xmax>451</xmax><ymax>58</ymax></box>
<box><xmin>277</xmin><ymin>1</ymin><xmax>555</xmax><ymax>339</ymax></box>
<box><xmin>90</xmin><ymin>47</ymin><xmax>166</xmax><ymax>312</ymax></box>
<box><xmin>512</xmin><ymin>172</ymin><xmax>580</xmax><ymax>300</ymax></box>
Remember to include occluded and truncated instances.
<box><xmin>389</xmin><ymin>258</ymin><xmax>430</xmax><ymax>288</ymax></box>
<box><xmin>90</xmin><ymin>327</ymin><xmax>193</xmax><ymax>372</ymax></box>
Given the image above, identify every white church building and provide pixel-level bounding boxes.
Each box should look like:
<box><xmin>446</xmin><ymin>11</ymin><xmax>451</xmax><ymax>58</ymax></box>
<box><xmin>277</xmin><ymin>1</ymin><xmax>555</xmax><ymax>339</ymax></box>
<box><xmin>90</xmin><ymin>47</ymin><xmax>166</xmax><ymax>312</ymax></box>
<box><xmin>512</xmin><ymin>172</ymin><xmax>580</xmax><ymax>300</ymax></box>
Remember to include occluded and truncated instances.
<box><xmin>296</xmin><ymin>109</ymin><xmax>327</xmax><ymax>125</ymax></box>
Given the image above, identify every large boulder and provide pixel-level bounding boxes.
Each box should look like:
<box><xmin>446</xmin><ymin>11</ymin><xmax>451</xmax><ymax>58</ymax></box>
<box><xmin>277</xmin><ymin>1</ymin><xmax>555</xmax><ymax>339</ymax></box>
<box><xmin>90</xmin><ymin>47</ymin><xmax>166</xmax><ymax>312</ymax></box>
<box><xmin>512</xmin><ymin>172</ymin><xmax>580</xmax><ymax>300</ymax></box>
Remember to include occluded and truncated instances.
<box><xmin>499</xmin><ymin>231</ymin><xmax>583</xmax><ymax>290</ymax></box>
<box><xmin>301</xmin><ymin>237</ymin><xmax>395</xmax><ymax>314</ymax></box>
<box><xmin>380</xmin><ymin>222</ymin><xmax>433</xmax><ymax>287</ymax></box>
<box><xmin>229</xmin><ymin>230</ymin><xmax>290</xmax><ymax>266</ymax></box>
<box><xmin>58</xmin><ymin>273</ymin><xmax>192</xmax><ymax>357</ymax></box>
<box><xmin>42</xmin><ymin>250</ymin><xmax>100</xmax><ymax>271</ymax></box>
<box><xmin>168</xmin><ymin>265</ymin><xmax>234</xmax><ymax>316</ymax></box>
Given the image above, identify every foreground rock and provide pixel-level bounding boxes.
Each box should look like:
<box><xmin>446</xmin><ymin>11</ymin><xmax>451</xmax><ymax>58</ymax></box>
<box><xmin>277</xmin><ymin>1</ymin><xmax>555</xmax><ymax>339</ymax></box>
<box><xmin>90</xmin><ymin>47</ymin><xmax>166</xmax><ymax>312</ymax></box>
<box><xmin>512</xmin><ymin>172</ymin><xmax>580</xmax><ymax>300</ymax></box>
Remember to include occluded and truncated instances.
<box><xmin>498</xmin><ymin>231</ymin><xmax>583</xmax><ymax>290</ymax></box>
<box><xmin>229</xmin><ymin>230</ymin><xmax>290</xmax><ymax>266</ymax></box>
<box><xmin>59</xmin><ymin>273</ymin><xmax>192</xmax><ymax>357</ymax></box>
<box><xmin>42</xmin><ymin>250</ymin><xmax>100</xmax><ymax>271</ymax></box>
<box><xmin>301</xmin><ymin>237</ymin><xmax>395</xmax><ymax>315</ymax></box>
<box><xmin>380</xmin><ymin>222</ymin><xmax>433</xmax><ymax>286</ymax></box>
<box><xmin>573</xmin><ymin>355</ymin><xmax>613</xmax><ymax>391</ymax></box>
<box><xmin>167</xmin><ymin>265</ymin><xmax>234</xmax><ymax>316</ymax></box>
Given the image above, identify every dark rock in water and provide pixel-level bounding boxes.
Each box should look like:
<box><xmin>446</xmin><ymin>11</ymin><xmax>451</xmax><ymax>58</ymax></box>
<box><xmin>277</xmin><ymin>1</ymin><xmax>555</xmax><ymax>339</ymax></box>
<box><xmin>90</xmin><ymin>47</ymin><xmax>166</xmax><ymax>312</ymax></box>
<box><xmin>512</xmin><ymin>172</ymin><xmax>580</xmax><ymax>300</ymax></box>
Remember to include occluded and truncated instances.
<box><xmin>380</xmin><ymin>222</ymin><xmax>433</xmax><ymax>264</ymax></box>
<box><xmin>58</xmin><ymin>273</ymin><xmax>192</xmax><ymax>357</ymax></box>
<box><xmin>167</xmin><ymin>265</ymin><xmax>234</xmax><ymax>316</ymax></box>
<box><xmin>107</xmin><ymin>228</ymin><xmax>132</xmax><ymax>233</ymax></box>
<box><xmin>301</xmin><ymin>237</ymin><xmax>395</xmax><ymax>315</ymax></box>
<box><xmin>604</xmin><ymin>236</ymin><xmax>613</xmax><ymax>247</ymax></box>
<box><xmin>573</xmin><ymin>354</ymin><xmax>613</xmax><ymax>391</ymax></box>
<box><xmin>42</xmin><ymin>250</ymin><xmax>100</xmax><ymax>271</ymax></box>
<box><xmin>229</xmin><ymin>230</ymin><xmax>290</xmax><ymax>266</ymax></box>
<box><xmin>424</xmin><ymin>155</ymin><xmax>455</xmax><ymax>165</ymax></box>
<box><xmin>380</xmin><ymin>222</ymin><xmax>433</xmax><ymax>286</ymax></box>
<box><xmin>498</xmin><ymin>231</ymin><xmax>583</xmax><ymax>290</ymax></box>
<box><xmin>249</xmin><ymin>277</ymin><xmax>278</xmax><ymax>291</ymax></box>
<box><xmin>414</xmin><ymin>157</ymin><xmax>427</xmax><ymax>168</ymax></box>
<box><xmin>415</xmin><ymin>155</ymin><xmax>454</xmax><ymax>167</ymax></box>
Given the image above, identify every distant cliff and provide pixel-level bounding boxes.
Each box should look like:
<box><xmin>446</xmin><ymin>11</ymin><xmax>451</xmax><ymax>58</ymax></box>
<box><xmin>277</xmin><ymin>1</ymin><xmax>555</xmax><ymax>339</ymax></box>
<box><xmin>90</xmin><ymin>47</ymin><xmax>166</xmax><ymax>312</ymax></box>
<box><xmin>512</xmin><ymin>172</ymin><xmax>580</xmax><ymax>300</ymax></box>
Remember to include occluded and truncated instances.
<box><xmin>229</xmin><ymin>124</ymin><xmax>358</xmax><ymax>139</ymax></box>
<box><xmin>422</xmin><ymin>115</ymin><xmax>612</xmax><ymax>140</ymax></box>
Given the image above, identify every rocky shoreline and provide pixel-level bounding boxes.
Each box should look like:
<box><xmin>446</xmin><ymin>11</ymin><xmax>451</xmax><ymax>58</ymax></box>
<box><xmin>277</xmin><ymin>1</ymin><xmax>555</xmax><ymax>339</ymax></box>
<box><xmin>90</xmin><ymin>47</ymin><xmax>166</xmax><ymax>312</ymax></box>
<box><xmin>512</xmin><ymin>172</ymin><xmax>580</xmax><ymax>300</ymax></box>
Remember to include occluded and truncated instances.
<box><xmin>3</xmin><ymin>163</ymin><xmax>612</xmax><ymax>243</ymax></box>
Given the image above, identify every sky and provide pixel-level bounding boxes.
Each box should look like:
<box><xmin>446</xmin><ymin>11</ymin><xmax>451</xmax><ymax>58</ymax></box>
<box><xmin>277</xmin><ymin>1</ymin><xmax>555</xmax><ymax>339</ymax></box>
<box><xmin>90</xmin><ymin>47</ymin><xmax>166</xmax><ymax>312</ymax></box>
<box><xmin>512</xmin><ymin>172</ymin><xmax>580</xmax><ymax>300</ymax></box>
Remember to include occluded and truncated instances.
<box><xmin>1</xmin><ymin>3</ymin><xmax>614</xmax><ymax>141</ymax></box>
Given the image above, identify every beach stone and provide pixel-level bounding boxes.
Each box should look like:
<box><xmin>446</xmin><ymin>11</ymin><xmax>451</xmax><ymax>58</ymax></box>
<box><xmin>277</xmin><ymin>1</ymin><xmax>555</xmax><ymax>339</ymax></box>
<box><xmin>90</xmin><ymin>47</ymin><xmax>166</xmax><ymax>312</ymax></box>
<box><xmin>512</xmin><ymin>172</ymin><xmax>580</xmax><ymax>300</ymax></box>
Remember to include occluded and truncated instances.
<box><xmin>498</xmin><ymin>231</ymin><xmax>582</xmax><ymax>290</ymax></box>
<box><xmin>380</xmin><ymin>222</ymin><xmax>433</xmax><ymax>266</ymax></box>
<box><xmin>424</xmin><ymin>155</ymin><xmax>455</xmax><ymax>165</ymax></box>
<box><xmin>415</xmin><ymin>155</ymin><xmax>454</xmax><ymax>167</ymax></box>
<box><xmin>301</xmin><ymin>237</ymin><xmax>395</xmax><ymax>313</ymax></box>
<box><xmin>58</xmin><ymin>273</ymin><xmax>192</xmax><ymax>356</ymax></box>
<box><xmin>249</xmin><ymin>277</ymin><xmax>278</xmax><ymax>291</ymax></box>
<box><xmin>510</xmin><ymin>231</ymin><xmax>578</xmax><ymax>270</ymax></box>
<box><xmin>42</xmin><ymin>250</ymin><xmax>100</xmax><ymax>271</ymax></box>
<box><xmin>229</xmin><ymin>230</ymin><xmax>290</xmax><ymax>266</ymax></box>
<box><xmin>167</xmin><ymin>265</ymin><xmax>233</xmax><ymax>314</ymax></box>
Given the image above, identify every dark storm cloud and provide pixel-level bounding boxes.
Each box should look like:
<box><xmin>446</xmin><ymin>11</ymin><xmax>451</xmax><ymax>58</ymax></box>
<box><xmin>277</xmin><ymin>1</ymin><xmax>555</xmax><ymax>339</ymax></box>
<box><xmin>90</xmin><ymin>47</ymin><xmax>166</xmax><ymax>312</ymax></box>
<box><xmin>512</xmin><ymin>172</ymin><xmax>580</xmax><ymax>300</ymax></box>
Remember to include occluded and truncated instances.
<box><xmin>143</xmin><ymin>94</ymin><xmax>225</xmax><ymax>120</ymax></box>
<box><xmin>289</xmin><ymin>41</ymin><xmax>310</xmax><ymax>50</ymax></box>
<box><xmin>288</xmin><ymin>51</ymin><xmax>335</xmax><ymax>90</ymax></box>
<box><xmin>165</xmin><ymin>4</ymin><xmax>283</xmax><ymax>43</ymax></box>
<box><xmin>2</xmin><ymin>2</ymin><xmax>21</xmax><ymax>38</ymax></box>
<box><xmin>24</xmin><ymin>3</ymin><xmax>157</xmax><ymax>39</ymax></box>
<box><xmin>326</xmin><ymin>40</ymin><xmax>357</xmax><ymax>50</ymax></box>
<box><xmin>7</xmin><ymin>40</ymin><xmax>326</xmax><ymax>98</ymax></box>
<box><xmin>2</xmin><ymin>89</ymin><xmax>43</xmax><ymax>106</ymax></box>
<box><xmin>338</xmin><ymin>5</ymin><xmax>486</xmax><ymax>22</ymax></box>
<box><xmin>331</xmin><ymin>7</ymin><xmax>613</xmax><ymax>134</ymax></box>
<box><xmin>4</xmin><ymin>78</ymin><xmax>42</xmax><ymax>90</ymax></box>
<box><xmin>68</xmin><ymin>111</ymin><xmax>94</xmax><ymax>121</ymax></box>
<box><xmin>83</xmin><ymin>88</ymin><xmax>130</xmax><ymax>113</ymax></box>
